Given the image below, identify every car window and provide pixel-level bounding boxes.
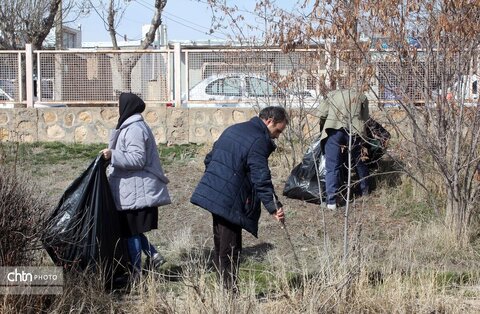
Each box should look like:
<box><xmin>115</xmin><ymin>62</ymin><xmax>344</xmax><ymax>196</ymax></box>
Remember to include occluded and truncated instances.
<box><xmin>0</xmin><ymin>80</ymin><xmax>15</xmax><ymax>98</ymax></box>
<box><xmin>205</xmin><ymin>77</ymin><xmax>242</xmax><ymax>96</ymax></box>
<box><xmin>247</xmin><ymin>77</ymin><xmax>275</xmax><ymax>97</ymax></box>
<box><xmin>0</xmin><ymin>89</ymin><xmax>10</xmax><ymax>101</ymax></box>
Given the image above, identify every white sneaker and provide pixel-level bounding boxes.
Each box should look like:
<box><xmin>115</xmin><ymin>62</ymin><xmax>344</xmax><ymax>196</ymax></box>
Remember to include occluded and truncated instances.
<box><xmin>327</xmin><ymin>204</ymin><xmax>337</xmax><ymax>211</ymax></box>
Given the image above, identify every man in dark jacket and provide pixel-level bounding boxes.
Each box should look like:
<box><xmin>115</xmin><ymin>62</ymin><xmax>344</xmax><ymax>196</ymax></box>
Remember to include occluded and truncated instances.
<box><xmin>190</xmin><ymin>106</ymin><xmax>287</xmax><ymax>291</ymax></box>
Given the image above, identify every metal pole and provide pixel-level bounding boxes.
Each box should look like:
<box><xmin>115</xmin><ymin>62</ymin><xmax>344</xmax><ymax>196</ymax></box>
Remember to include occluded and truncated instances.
<box><xmin>25</xmin><ymin>44</ymin><xmax>34</xmax><ymax>108</ymax></box>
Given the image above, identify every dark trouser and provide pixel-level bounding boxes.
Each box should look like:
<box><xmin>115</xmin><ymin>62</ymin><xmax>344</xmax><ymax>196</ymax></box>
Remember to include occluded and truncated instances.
<box><xmin>324</xmin><ymin>128</ymin><xmax>369</xmax><ymax>205</ymax></box>
<box><xmin>127</xmin><ymin>233</ymin><xmax>158</xmax><ymax>273</ymax></box>
<box><xmin>212</xmin><ymin>214</ymin><xmax>242</xmax><ymax>291</ymax></box>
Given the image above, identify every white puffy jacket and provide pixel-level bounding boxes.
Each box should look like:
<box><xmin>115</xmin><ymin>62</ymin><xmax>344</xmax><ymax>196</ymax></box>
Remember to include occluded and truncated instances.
<box><xmin>108</xmin><ymin>114</ymin><xmax>171</xmax><ymax>210</ymax></box>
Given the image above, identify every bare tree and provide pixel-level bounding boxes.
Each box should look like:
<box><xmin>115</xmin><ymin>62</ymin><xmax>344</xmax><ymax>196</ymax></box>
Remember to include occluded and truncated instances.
<box><xmin>0</xmin><ymin>0</ymin><xmax>73</xmax><ymax>50</ymax></box>
<box><xmin>88</xmin><ymin>0</ymin><xmax>167</xmax><ymax>91</ymax></box>
<box><xmin>208</xmin><ymin>0</ymin><xmax>480</xmax><ymax>245</ymax></box>
<box><xmin>340</xmin><ymin>0</ymin><xmax>480</xmax><ymax>244</ymax></box>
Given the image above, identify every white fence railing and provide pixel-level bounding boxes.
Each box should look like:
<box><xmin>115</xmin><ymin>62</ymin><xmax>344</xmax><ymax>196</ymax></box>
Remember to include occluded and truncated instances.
<box><xmin>0</xmin><ymin>43</ymin><xmax>452</xmax><ymax>108</ymax></box>
<box><xmin>1</xmin><ymin>44</ymin><xmax>328</xmax><ymax>107</ymax></box>
<box><xmin>0</xmin><ymin>51</ymin><xmax>25</xmax><ymax>106</ymax></box>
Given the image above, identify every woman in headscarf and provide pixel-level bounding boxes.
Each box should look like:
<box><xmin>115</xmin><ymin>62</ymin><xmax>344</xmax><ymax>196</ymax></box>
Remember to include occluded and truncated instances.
<box><xmin>101</xmin><ymin>92</ymin><xmax>171</xmax><ymax>281</ymax></box>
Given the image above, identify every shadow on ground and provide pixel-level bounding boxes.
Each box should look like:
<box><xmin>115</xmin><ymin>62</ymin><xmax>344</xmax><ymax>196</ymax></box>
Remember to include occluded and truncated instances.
<box><xmin>242</xmin><ymin>242</ymin><xmax>275</xmax><ymax>261</ymax></box>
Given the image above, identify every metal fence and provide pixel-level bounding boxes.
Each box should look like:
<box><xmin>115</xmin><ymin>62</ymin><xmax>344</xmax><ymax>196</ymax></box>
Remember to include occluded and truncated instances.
<box><xmin>375</xmin><ymin>59</ymin><xmax>438</xmax><ymax>104</ymax></box>
<box><xmin>185</xmin><ymin>48</ymin><xmax>323</xmax><ymax>88</ymax></box>
<box><xmin>36</xmin><ymin>49</ymin><xmax>172</xmax><ymax>104</ymax></box>
<box><xmin>0</xmin><ymin>51</ymin><xmax>23</xmax><ymax>105</ymax></box>
<box><xmin>0</xmin><ymin>44</ymin><xmax>462</xmax><ymax>108</ymax></box>
<box><xmin>183</xmin><ymin>48</ymin><xmax>325</xmax><ymax>106</ymax></box>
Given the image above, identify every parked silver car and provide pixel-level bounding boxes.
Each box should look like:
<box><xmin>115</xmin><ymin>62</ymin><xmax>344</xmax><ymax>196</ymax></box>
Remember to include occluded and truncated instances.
<box><xmin>185</xmin><ymin>73</ymin><xmax>318</xmax><ymax>108</ymax></box>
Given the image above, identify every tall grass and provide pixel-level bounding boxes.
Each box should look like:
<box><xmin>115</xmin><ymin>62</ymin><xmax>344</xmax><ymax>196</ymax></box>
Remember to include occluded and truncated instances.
<box><xmin>111</xmin><ymin>230</ymin><xmax>478</xmax><ymax>313</ymax></box>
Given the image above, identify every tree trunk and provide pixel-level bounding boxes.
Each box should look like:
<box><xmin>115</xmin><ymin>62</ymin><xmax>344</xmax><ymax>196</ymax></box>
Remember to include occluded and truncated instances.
<box><xmin>445</xmin><ymin>189</ymin><xmax>469</xmax><ymax>246</ymax></box>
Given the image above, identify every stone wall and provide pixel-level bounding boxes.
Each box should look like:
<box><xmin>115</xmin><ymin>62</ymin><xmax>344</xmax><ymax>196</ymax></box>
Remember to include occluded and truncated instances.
<box><xmin>0</xmin><ymin>107</ymin><xmax>260</xmax><ymax>144</ymax></box>
<box><xmin>0</xmin><ymin>107</ymin><xmax>399</xmax><ymax>145</ymax></box>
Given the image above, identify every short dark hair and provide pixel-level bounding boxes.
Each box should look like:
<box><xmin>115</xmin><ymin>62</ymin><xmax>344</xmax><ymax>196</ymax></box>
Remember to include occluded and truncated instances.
<box><xmin>259</xmin><ymin>106</ymin><xmax>289</xmax><ymax>124</ymax></box>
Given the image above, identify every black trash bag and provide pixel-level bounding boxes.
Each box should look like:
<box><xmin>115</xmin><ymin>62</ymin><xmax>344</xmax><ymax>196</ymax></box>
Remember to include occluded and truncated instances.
<box><xmin>283</xmin><ymin>137</ymin><xmax>326</xmax><ymax>204</ymax></box>
<box><xmin>364</xmin><ymin>118</ymin><xmax>391</xmax><ymax>166</ymax></box>
<box><xmin>42</xmin><ymin>155</ymin><xmax>128</xmax><ymax>287</ymax></box>
<box><xmin>283</xmin><ymin>118</ymin><xmax>390</xmax><ymax>203</ymax></box>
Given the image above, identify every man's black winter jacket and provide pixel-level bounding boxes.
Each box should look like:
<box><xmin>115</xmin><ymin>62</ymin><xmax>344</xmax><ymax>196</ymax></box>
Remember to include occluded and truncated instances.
<box><xmin>190</xmin><ymin>116</ymin><xmax>282</xmax><ymax>237</ymax></box>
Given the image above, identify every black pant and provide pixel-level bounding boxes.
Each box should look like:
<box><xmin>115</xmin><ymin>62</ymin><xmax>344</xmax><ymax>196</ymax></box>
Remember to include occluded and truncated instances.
<box><xmin>212</xmin><ymin>214</ymin><xmax>242</xmax><ymax>291</ymax></box>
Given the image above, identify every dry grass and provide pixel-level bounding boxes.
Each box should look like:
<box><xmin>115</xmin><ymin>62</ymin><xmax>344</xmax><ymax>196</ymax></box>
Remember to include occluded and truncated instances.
<box><xmin>29</xmin><ymin>216</ymin><xmax>478</xmax><ymax>313</ymax></box>
<box><xmin>110</xmin><ymin>234</ymin><xmax>480</xmax><ymax>313</ymax></box>
<box><xmin>3</xmin><ymin>236</ymin><xmax>480</xmax><ymax>313</ymax></box>
<box><xmin>2</xmin><ymin>142</ymin><xmax>480</xmax><ymax>313</ymax></box>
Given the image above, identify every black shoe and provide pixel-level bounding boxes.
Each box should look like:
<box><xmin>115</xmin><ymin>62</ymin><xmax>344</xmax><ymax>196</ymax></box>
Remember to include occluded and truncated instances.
<box><xmin>145</xmin><ymin>253</ymin><xmax>166</xmax><ymax>270</ymax></box>
<box><xmin>109</xmin><ymin>274</ymin><xmax>130</xmax><ymax>291</ymax></box>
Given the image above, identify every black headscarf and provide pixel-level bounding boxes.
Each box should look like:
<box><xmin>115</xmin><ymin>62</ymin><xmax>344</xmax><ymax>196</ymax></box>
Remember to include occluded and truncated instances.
<box><xmin>116</xmin><ymin>92</ymin><xmax>146</xmax><ymax>129</ymax></box>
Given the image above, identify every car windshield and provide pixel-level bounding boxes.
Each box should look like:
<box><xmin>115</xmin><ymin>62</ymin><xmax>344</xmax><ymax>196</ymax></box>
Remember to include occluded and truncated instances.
<box><xmin>205</xmin><ymin>77</ymin><xmax>242</xmax><ymax>96</ymax></box>
<box><xmin>246</xmin><ymin>77</ymin><xmax>275</xmax><ymax>97</ymax></box>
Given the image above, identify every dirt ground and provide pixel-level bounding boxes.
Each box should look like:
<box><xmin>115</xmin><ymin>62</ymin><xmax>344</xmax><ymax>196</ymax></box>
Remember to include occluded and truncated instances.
<box><xmin>143</xmin><ymin>153</ymin><xmax>406</xmax><ymax>273</ymax></box>
<box><xmin>33</xmin><ymin>147</ymin><xmax>480</xmax><ymax>312</ymax></box>
<box><xmin>37</xmin><ymin>148</ymin><xmax>407</xmax><ymax>275</ymax></box>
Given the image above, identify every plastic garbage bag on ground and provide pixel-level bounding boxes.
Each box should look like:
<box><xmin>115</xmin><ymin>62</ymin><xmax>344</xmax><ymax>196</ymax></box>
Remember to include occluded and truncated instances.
<box><xmin>283</xmin><ymin>118</ymin><xmax>390</xmax><ymax>204</ymax></box>
<box><xmin>42</xmin><ymin>155</ymin><xmax>128</xmax><ymax>286</ymax></box>
<box><xmin>283</xmin><ymin>137</ymin><xmax>327</xmax><ymax>204</ymax></box>
<box><xmin>364</xmin><ymin>118</ymin><xmax>391</xmax><ymax>166</ymax></box>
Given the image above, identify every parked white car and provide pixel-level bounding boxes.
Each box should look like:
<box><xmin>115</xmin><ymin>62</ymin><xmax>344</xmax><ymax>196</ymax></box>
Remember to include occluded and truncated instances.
<box><xmin>184</xmin><ymin>73</ymin><xmax>319</xmax><ymax>108</ymax></box>
<box><xmin>0</xmin><ymin>79</ymin><xmax>67</xmax><ymax>108</ymax></box>
<box><xmin>0</xmin><ymin>80</ymin><xmax>15</xmax><ymax>108</ymax></box>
